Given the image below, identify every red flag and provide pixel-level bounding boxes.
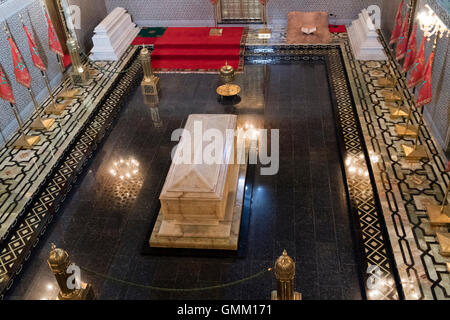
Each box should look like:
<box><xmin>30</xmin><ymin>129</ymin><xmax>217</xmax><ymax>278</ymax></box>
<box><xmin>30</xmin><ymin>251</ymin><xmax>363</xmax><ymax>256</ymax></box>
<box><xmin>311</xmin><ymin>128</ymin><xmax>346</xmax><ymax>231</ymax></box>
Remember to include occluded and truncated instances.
<box><xmin>407</xmin><ymin>36</ymin><xmax>426</xmax><ymax>88</ymax></box>
<box><xmin>0</xmin><ymin>65</ymin><xmax>15</xmax><ymax>104</ymax></box>
<box><xmin>23</xmin><ymin>25</ymin><xmax>46</xmax><ymax>72</ymax></box>
<box><xmin>210</xmin><ymin>0</ymin><xmax>218</xmax><ymax>4</ymax></box>
<box><xmin>7</xmin><ymin>37</ymin><xmax>32</xmax><ymax>88</ymax></box>
<box><xmin>445</xmin><ymin>161</ymin><xmax>450</xmax><ymax>172</ymax></box>
<box><xmin>390</xmin><ymin>0</ymin><xmax>404</xmax><ymax>45</ymax></box>
<box><xmin>416</xmin><ymin>51</ymin><xmax>434</xmax><ymax>108</ymax></box>
<box><xmin>45</xmin><ymin>13</ymin><xmax>64</xmax><ymax>57</ymax></box>
<box><xmin>395</xmin><ymin>12</ymin><xmax>409</xmax><ymax>61</ymax></box>
<box><xmin>259</xmin><ymin>0</ymin><xmax>268</xmax><ymax>4</ymax></box>
<box><xmin>402</xmin><ymin>24</ymin><xmax>417</xmax><ymax>72</ymax></box>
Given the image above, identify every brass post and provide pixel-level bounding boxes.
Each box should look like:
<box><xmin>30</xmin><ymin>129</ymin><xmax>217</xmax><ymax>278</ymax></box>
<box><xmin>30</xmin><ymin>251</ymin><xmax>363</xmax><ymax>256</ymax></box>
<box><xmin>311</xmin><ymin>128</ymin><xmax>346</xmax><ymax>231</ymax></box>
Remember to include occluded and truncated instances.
<box><xmin>140</xmin><ymin>48</ymin><xmax>160</xmax><ymax>106</ymax></box>
<box><xmin>440</xmin><ymin>184</ymin><xmax>450</xmax><ymax>214</ymax></box>
<box><xmin>48</xmin><ymin>243</ymin><xmax>95</xmax><ymax>300</ymax></box>
<box><xmin>9</xmin><ymin>103</ymin><xmax>40</xmax><ymax>149</ymax></box>
<box><xmin>271</xmin><ymin>250</ymin><xmax>301</xmax><ymax>300</ymax></box>
<box><xmin>210</xmin><ymin>2</ymin><xmax>223</xmax><ymax>36</ymax></box>
<box><xmin>258</xmin><ymin>3</ymin><xmax>272</xmax><ymax>38</ymax></box>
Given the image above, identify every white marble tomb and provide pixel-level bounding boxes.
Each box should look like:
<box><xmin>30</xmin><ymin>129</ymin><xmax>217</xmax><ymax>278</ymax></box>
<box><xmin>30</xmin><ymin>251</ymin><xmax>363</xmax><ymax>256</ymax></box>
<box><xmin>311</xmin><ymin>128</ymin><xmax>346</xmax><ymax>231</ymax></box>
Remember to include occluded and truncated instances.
<box><xmin>150</xmin><ymin>114</ymin><xmax>248</xmax><ymax>250</ymax></box>
<box><xmin>348</xmin><ymin>9</ymin><xmax>387</xmax><ymax>61</ymax></box>
<box><xmin>90</xmin><ymin>7</ymin><xmax>140</xmax><ymax>61</ymax></box>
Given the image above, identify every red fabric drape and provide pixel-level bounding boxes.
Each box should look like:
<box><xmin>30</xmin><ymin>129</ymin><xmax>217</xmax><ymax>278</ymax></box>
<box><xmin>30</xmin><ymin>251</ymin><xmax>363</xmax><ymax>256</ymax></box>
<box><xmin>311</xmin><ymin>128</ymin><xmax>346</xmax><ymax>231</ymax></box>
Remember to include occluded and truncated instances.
<box><xmin>0</xmin><ymin>65</ymin><xmax>15</xmax><ymax>104</ymax></box>
<box><xmin>407</xmin><ymin>36</ymin><xmax>426</xmax><ymax>88</ymax></box>
<box><xmin>45</xmin><ymin>13</ymin><xmax>64</xmax><ymax>57</ymax></box>
<box><xmin>23</xmin><ymin>25</ymin><xmax>46</xmax><ymax>72</ymax></box>
<box><xmin>402</xmin><ymin>23</ymin><xmax>417</xmax><ymax>72</ymax></box>
<box><xmin>445</xmin><ymin>161</ymin><xmax>450</xmax><ymax>172</ymax></box>
<box><xmin>390</xmin><ymin>0</ymin><xmax>404</xmax><ymax>45</ymax></box>
<box><xmin>395</xmin><ymin>11</ymin><xmax>409</xmax><ymax>61</ymax></box>
<box><xmin>416</xmin><ymin>51</ymin><xmax>434</xmax><ymax>108</ymax></box>
<box><xmin>7</xmin><ymin>37</ymin><xmax>32</xmax><ymax>89</ymax></box>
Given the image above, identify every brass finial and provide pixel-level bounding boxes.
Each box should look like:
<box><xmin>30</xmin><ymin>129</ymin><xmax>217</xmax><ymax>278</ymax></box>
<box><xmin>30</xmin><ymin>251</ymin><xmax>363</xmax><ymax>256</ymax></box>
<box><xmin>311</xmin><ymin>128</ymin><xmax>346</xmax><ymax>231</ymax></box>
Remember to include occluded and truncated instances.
<box><xmin>271</xmin><ymin>250</ymin><xmax>301</xmax><ymax>300</ymax></box>
<box><xmin>18</xmin><ymin>13</ymin><xmax>25</xmax><ymax>25</ymax></box>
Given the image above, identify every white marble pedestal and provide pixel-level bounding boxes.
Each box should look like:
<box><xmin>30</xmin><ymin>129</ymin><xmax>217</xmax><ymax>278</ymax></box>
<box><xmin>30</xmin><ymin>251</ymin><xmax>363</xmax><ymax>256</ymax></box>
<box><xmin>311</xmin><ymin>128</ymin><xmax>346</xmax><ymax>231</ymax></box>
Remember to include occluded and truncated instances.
<box><xmin>348</xmin><ymin>9</ymin><xmax>387</xmax><ymax>61</ymax></box>
<box><xmin>150</xmin><ymin>158</ymin><xmax>247</xmax><ymax>250</ymax></box>
<box><xmin>149</xmin><ymin>114</ymin><xmax>247</xmax><ymax>250</ymax></box>
<box><xmin>90</xmin><ymin>7</ymin><xmax>140</xmax><ymax>61</ymax></box>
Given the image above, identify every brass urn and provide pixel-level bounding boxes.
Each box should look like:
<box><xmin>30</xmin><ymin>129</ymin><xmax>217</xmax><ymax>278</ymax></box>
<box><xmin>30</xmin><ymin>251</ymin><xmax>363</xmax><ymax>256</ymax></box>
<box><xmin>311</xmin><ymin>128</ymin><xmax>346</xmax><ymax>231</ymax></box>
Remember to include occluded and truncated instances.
<box><xmin>220</xmin><ymin>61</ymin><xmax>235</xmax><ymax>84</ymax></box>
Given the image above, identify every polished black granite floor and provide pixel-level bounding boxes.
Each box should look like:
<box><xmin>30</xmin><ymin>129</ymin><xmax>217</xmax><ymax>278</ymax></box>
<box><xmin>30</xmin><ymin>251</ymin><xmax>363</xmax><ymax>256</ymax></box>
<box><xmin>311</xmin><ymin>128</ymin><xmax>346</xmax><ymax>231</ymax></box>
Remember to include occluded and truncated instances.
<box><xmin>7</xmin><ymin>63</ymin><xmax>362</xmax><ymax>300</ymax></box>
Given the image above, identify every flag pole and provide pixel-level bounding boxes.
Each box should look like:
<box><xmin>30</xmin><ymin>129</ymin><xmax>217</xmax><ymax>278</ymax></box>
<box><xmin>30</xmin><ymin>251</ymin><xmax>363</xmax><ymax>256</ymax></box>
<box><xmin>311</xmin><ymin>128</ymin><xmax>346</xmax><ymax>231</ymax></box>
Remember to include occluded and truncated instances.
<box><xmin>41</xmin><ymin>70</ymin><xmax>68</xmax><ymax>115</ymax></box>
<box><xmin>17</xmin><ymin>13</ymin><xmax>57</xmax><ymax>127</ymax></box>
<box><xmin>39</xmin><ymin>0</ymin><xmax>79</xmax><ymax>100</ymax></box>
<box><xmin>9</xmin><ymin>102</ymin><xmax>40</xmax><ymax>149</ymax></box>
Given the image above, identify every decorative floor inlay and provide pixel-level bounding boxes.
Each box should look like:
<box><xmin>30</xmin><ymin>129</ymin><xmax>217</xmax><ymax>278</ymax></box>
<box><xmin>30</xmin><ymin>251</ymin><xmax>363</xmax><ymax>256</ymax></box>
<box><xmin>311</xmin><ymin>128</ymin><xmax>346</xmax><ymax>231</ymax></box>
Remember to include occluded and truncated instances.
<box><xmin>0</xmin><ymin>48</ymin><xmax>142</xmax><ymax>299</ymax></box>
<box><xmin>245</xmin><ymin>44</ymin><xmax>401</xmax><ymax>300</ymax></box>
<box><xmin>0</xmin><ymin>47</ymin><xmax>138</xmax><ymax>243</ymax></box>
<box><xmin>0</xmin><ymin>26</ymin><xmax>448</xmax><ymax>300</ymax></box>
<box><xmin>245</xmin><ymin>25</ymin><xmax>450</xmax><ymax>300</ymax></box>
<box><xmin>337</xmin><ymin>30</ymin><xmax>450</xmax><ymax>300</ymax></box>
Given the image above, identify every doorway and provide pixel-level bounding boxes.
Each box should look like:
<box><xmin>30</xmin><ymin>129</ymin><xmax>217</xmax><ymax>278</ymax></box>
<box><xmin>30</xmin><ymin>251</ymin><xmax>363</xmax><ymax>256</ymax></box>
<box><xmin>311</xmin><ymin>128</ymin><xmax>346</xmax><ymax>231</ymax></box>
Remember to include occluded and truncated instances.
<box><xmin>219</xmin><ymin>0</ymin><xmax>263</xmax><ymax>23</ymax></box>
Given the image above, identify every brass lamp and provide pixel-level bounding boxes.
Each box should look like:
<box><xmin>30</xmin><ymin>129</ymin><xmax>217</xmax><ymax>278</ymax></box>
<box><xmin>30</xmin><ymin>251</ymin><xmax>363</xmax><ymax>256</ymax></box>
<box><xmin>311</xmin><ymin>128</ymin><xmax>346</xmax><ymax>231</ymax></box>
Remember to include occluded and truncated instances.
<box><xmin>271</xmin><ymin>250</ymin><xmax>301</xmax><ymax>300</ymax></box>
<box><xmin>47</xmin><ymin>243</ymin><xmax>95</xmax><ymax>300</ymax></box>
<box><xmin>220</xmin><ymin>61</ymin><xmax>235</xmax><ymax>84</ymax></box>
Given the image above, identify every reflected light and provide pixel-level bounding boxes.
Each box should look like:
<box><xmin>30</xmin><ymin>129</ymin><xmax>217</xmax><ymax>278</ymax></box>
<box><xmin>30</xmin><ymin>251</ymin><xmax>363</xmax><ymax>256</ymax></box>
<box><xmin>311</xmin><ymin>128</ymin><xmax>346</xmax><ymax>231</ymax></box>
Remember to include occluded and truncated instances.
<box><xmin>105</xmin><ymin>156</ymin><xmax>144</xmax><ymax>208</ymax></box>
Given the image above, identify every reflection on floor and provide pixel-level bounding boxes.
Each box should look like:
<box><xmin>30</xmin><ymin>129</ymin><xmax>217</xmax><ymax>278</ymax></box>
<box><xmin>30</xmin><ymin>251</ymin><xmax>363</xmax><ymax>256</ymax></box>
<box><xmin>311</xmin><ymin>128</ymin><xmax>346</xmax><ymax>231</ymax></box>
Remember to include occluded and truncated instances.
<box><xmin>6</xmin><ymin>64</ymin><xmax>362</xmax><ymax>300</ymax></box>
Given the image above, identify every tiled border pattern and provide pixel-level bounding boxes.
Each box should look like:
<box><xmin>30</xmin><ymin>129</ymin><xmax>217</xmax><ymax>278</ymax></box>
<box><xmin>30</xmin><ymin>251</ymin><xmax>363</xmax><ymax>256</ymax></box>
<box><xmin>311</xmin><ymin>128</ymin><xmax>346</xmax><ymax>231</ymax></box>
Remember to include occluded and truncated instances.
<box><xmin>245</xmin><ymin>45</ymin><xmax>401</xmax><ymax>300</ymax></box>
<box><xmin>0</xmin><ymin>50</ymin><xmax>142</xmax><ymax>299</ymax></box>
<box><xmin>339</xmin><ymin>29</ymin><xmax>450</xmax><ymax>299</ymax></box>
<box><xmin>0</xmin><ymin>47</ymin><xmax>138</xmax><ymax>242</ymax></box>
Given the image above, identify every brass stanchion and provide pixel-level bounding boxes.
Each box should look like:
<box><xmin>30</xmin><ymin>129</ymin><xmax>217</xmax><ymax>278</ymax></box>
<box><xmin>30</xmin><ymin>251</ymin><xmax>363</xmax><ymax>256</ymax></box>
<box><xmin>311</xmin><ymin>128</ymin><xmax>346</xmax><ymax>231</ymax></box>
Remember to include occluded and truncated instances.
<box><xmin>9</xmin><ymin>103</ymin><xmax>40</xmax><ymax>149</ymax></box>
<box><xmin>140</xmin><ymin>47</ymin><xmax>160</xmax><ymax>106</ymax></box>
<box><xmin>271</xmin><ymin>250</ymin><xmax>301</xmax><ymax>300</ymax></box>
<box><xmin>48</xmin><ymin>243</ymin><xmax>95</xmax><ymax>300</ymax></box>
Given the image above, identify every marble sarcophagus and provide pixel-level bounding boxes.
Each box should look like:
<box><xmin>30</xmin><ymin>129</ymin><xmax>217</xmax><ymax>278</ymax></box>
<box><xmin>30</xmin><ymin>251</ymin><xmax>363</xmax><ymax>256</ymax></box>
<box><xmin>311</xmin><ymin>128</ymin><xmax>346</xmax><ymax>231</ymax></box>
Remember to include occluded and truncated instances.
<box><xmin>150</xmin><ymin>114</ymin><xmax>247</xmax><ymax>250</ymax></box>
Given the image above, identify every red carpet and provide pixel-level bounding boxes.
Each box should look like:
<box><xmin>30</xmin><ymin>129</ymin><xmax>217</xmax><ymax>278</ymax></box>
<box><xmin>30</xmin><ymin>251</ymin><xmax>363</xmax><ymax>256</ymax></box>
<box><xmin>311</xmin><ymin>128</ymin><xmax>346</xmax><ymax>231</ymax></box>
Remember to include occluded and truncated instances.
<box><xmin>131</xmin><ymin>37</ymin><xmax>159</xmax><ymax>45</ymax></box>
<box><xmin>151</xmin><ymin>27</ymin><xmax>244</xmax><ymax>71</ymax></box>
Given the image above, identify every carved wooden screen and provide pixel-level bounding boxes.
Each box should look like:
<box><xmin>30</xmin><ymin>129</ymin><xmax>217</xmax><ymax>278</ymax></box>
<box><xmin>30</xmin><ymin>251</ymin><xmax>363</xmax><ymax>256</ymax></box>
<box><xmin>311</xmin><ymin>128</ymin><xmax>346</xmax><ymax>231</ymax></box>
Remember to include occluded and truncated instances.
<box><xmin>219</xmin><ymin>0</ymin><xmax>262</xmax><ymax>22</ymax></box>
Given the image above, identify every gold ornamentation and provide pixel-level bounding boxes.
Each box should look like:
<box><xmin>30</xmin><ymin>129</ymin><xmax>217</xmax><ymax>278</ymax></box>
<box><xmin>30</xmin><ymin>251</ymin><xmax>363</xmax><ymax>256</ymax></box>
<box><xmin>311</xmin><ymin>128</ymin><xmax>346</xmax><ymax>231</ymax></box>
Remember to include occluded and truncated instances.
<box><xmin>47</xmin><ymin>244</ymin><xmax>95</xmax><ymax>300</ymax></box>
<box><xmin>220</xmin><ymin>61</ymin><xmax>235</xmax><ymax>83</ymax></box>
<box><xmin>216</xmin><ymin>83</ymin><xmax>241</xmax><ymax>97</ymax></box>
<box><xmin>271</xmin><ymin>250</ymin><xmax>302</xmax><ymax>300</ymax></box>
